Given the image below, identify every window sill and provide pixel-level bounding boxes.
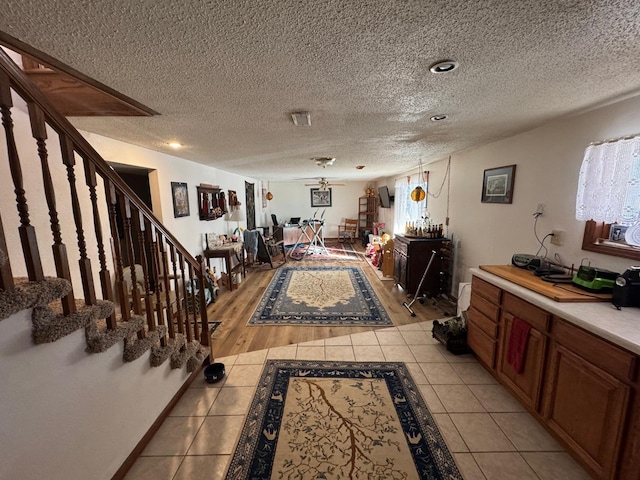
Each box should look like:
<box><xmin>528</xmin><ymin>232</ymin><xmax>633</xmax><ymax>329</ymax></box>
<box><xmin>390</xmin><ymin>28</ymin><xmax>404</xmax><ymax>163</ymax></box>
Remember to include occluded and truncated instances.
<box><xmin>582</xmin><ymin>221</ymin><xmax>640</xmax><ymax>261</ymax></box>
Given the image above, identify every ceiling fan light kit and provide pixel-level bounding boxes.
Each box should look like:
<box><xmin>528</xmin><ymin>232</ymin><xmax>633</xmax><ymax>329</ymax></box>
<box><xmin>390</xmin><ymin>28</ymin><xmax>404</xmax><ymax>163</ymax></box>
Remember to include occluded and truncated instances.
<box><xmin>312</xmin><ymin>157</ymin><xmax>336</xmax><ymax>168</ymax></box>
<box><xmin>305</xmin><ymin>176</ymin><xmax>345</xmax><ymax>190</ymax></box>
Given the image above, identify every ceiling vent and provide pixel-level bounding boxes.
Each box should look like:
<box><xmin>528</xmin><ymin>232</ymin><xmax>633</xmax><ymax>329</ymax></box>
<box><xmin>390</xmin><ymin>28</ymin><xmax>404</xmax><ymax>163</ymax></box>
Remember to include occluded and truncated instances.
<box><xmin>291</xmin><ymin>111</ymin><xmax>311</xmax><ymax>126</ymax></box>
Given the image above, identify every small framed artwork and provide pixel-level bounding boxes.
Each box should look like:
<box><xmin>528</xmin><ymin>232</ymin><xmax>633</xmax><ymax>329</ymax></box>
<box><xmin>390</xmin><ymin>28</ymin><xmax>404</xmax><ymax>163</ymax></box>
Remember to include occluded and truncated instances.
<box><xmin>171</xmin><ymin>182</ymin><xmax>190</xmax><ymax>217</ymax></box>
<box><xmin>310</xmin><ymin>188</ymin><xmax>332</xmax><ymax>207</ymax></box>
<box><xmin>481</xmin><ymin>165</ymin><xmax>516</xmax><ymax>204</ymax></box>
<box><xmin>609</xmin><ymin>224</ymin><xmax>628</xmax><ymax>243</ymax></box>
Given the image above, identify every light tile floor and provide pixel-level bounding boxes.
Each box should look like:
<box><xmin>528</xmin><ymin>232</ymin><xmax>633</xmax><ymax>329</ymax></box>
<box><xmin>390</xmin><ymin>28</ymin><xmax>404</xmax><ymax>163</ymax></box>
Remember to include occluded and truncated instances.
<box><xmin>123</xmin><ymin>321</ymin><xmax>592</xmax><ymax>480</ymax></box>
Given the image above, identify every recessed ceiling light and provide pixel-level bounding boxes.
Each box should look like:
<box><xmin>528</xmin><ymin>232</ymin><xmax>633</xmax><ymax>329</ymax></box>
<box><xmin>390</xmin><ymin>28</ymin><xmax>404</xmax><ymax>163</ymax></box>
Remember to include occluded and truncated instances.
<box><xmin>168</xmin><ymin>142</ymin><xmax>182</xmax><ymax>148</ymax></box>
<box><xmin>430</xmin><ymin>114</ymin><xmax>448</xmax><ymax>121</ymax></box>
<box><xmin>291</xmin><ymin>111</ymin><xmax>311</xmax><ymax>126</ymax></box>
<box><xmin>429</xmin><ymin>60</ymin><xmax>459</xmax><ymax>73</ymax></box>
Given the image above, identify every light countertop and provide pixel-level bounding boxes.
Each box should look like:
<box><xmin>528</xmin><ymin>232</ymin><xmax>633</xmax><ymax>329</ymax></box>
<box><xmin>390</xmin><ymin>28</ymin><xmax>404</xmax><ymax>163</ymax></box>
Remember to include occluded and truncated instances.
<box><xmin>470</xmin><ymin>267</ymin><xmax>640</xmax><ymax>355</ymax></box>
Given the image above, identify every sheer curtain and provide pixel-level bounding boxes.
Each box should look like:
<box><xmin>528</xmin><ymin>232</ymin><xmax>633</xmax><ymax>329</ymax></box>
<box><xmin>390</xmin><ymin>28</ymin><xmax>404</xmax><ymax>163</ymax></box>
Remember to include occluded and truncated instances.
<box><xmin>393</xmin><ymin>173</ymin><xmax>428</xmax><ymax>234</ymax></box>
<box><xmin>576</xmin><ymin>137</ymin><xmax>640</xmax><ymax>225</ymax></box>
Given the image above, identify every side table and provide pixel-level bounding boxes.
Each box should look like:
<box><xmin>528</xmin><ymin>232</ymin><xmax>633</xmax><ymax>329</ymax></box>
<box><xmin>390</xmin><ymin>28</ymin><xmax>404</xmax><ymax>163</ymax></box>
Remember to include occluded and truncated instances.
<box><xmin>203</xmin><ymin>243</ymin><xmax>245</xmax><ymax>291</ymax></box>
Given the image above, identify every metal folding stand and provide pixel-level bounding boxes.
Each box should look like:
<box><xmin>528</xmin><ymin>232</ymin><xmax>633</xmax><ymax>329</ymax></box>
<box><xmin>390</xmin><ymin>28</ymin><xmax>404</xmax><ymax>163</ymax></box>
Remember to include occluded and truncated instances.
<box><xmin>289</xmin><ymin>209</ymin><xmax>328</xmax><ymax>260</ymax></box>
<box><xmin>402</xmin><ymin>250</ymin><xmax>437</xmax><ymax>316</ymax></box>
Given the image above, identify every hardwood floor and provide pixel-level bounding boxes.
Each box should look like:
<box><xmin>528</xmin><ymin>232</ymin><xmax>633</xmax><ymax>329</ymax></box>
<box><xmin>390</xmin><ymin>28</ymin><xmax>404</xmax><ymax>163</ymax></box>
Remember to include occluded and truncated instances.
<box><xmin>205</xmin><ymin>246</ymin><xmax>456</xmax><ymax>359</ymax></box>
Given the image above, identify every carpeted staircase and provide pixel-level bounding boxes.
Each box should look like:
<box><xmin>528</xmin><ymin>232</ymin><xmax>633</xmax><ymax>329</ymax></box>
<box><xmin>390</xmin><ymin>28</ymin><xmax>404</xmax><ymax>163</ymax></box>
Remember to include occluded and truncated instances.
<box><xmin>0</xmin><ymin>250</ymin><xmax>207</xmax><ymax>372</ymax></box>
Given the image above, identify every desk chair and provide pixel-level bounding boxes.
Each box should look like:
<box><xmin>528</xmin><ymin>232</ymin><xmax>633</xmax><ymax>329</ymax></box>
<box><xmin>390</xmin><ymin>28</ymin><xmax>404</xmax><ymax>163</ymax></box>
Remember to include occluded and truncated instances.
<box><xmin>271</xmin><ymin>214</ymin><xmax>279</xmax><ymax>226</ymax></box>
<box><xmin>338</xmin><ymin>218</ymin><xmax>358</xmax><ymax>243</ymax></box>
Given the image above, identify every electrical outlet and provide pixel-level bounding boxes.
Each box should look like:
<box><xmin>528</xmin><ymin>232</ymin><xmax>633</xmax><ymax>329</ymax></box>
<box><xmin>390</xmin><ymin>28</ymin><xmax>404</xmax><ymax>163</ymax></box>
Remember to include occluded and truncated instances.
<box><xmin>535</xmin><ymin>203</ymin><xmax>544</xmax><ymax>215</ymax></box>
<box><xmin>550</xmin><ymin>229</ymin><xmax>565</xmax><ymax>246</ymax></box>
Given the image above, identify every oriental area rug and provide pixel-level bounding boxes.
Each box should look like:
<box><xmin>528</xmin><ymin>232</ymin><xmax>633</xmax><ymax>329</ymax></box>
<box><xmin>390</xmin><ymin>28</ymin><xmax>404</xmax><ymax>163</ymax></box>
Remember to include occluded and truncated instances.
<box><xmin>247</xmin><ymin>266</ymin><xmax>392</xmax><ymax>326</ymax></box>
<box><xmin>224</xmin><ymin>360</ymin><xmax>462</xmax><ymax>480</ymax></box>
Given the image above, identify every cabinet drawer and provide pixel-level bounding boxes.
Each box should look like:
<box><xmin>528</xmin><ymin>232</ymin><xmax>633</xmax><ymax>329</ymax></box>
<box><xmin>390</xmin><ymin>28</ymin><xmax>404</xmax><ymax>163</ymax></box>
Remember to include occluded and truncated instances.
<box><xmin>468</xmin><ymin>306</ymin><xmax>498</xmax><ymax>339</ymax></box>
<box><xmin>470</xmin><ymin>292</ymin><xmax>499</xmax><ymax>322</ymax></box>
<box><xmin>552</xmin><ymin>318</ymin><xmax>636</xmax><ymax>382</ymax></box>
<box><xmin>472</xmin><ymin>276</ymin><xmax>502</xmax><ymax>304</ymax></box>
<box><xmin>468</xmin><ymin>319</ymin><xmax>497</xmax><ymax>369</ymax></box>
<box><xmin>502</xmin><ymin>292</ymin><xmax>550</xmax><ymax>332</ymax></box>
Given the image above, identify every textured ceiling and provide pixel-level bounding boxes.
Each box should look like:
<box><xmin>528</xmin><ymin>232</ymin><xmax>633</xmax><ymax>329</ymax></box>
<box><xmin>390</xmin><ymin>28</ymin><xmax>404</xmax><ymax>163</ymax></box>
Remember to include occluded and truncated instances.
<box><xmin>2</xmin><ymin>0</ymin><xmax>640</xmax><ymax>183</ymax></box>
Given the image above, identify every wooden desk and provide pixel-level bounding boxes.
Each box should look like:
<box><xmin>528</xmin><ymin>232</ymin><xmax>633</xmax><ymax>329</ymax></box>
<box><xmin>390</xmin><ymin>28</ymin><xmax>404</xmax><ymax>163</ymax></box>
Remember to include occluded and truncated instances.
<box><xmin>203</xmin><ymin>243</ymin><xmax>245</xmax><ymax>291</ymax></box>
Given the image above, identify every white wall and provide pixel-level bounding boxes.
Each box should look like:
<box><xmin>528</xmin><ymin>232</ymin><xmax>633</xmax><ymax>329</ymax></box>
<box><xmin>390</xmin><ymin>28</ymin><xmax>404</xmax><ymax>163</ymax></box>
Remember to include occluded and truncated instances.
<box><xmin>424</xmin><ymin>94</ymin><xmax>640</xmax><ymax>286</ymax></box>
<box><xmin>263</xmin><ymin>181</ymin><xmax>371</xmax><ymax>238</ymax></box>
<box><xmin>82</xmin><ymin>132</ymin><xmax>260</xmax><ymax>258</ymax></box>
<box><xmin>0</xmin><ymin>308</ymin><xmax>194</xmax><ymax>480</ymax></box>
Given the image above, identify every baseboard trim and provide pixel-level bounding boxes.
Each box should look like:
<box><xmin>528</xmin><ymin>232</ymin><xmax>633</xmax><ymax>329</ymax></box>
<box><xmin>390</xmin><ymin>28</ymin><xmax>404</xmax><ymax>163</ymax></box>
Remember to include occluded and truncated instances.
<box><xmin>111</xmin><ymin>356</ymin><xmax>210</xmax><ymax>480</ymax></box>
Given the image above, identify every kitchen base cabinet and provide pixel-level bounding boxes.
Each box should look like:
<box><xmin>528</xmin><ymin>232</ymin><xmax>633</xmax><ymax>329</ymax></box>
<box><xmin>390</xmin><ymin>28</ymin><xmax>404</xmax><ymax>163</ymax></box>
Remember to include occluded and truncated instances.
<box><xmin>497</xmin><ymin>312</ymin><xmax>547</xmax><ymax>410</ymax></box>
<box><xmin>467</xmin><ymin>276</ymin><xmax>501</xmax><ymax>370</ymax></box>
<box><xmin>543</xmin><ymin>343</ymin><xmax>629</xmax><ymax>480</ymax></box>
<box><xmin>468</xmin><ymin>274</ymin><xmax>639</xmax><ymax>480</ymax></box>
<box><xmin>497</xmin><ymin>293</ymin><xmax>550</xmax><ymax>411</ymax></box>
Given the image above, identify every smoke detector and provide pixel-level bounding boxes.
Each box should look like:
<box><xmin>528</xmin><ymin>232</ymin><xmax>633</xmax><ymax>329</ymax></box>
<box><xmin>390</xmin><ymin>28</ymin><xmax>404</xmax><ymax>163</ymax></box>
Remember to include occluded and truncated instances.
<box><xmin>312</xmin><ymin>157</ymin><xmax>336</xmax><ymax>168</ymax></box>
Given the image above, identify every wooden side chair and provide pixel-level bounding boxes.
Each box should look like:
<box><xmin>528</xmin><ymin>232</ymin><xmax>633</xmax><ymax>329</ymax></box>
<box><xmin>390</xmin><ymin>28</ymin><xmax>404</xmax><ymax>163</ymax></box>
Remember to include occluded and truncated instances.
<box><xmin>338</xmin><ymin>218</ymin><xmax>358</xmax><ymax>243</ymax></box>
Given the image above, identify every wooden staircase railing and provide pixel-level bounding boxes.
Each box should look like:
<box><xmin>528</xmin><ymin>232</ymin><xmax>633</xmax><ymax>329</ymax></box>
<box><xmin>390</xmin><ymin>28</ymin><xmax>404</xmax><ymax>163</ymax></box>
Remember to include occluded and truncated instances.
<box><xmin>0</xmin><ymin>47</ymin><xmax>210</xmax><ymax>354</ymax></box>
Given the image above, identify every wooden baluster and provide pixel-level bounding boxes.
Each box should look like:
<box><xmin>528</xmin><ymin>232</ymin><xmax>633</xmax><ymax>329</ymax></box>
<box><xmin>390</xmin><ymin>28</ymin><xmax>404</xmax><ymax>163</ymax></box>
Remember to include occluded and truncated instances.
<box><xmin>28</xmin><ymin>103</ymin><xmax>76</xmax><ymax>314</ymax></box>
<box><xmin>83</xmin><ymin>157</ymin><xmax>115</xmax><ymax>323</ymax></box>
<box><xmin>119</xmin><ymin>195</ymin><xmax>142</xmax><ymax>318</ymax></box>
<box><xmin>188</xmin><ymin>263</ymin><xmax>200</xmax><ymax>344</ymax></box>
<box><xmin>179</xmin><ymin>252</ymin><xmax>192</xmax><ymax>342</ymax></box>
<box><xmin>149</xmin><ymin>224</ymin><xmax>167</xmax><ymax>346</ymax></box>
<box><xmin>105</xmin><ymin>179</ymin><xmax>127</xmax><ymax>326</ymax></box>
<box><xmin>198</xmin><ymin>259</ymin><xmax>209</xmax><ymax>346</ymax></box>
<box><xmin>170</xmin><ymin>244</ymin><xmax>184</xmax><ymax>336</ymax></box>
<box><xmin>59</xmin><ymin>134</ymin><xmax>95</xmax><ymax>304</ymax></box>
<box><xmin>0</xmin><ymin>212</ymin><xmax>14</xmax><ymax>291</ymax></box>
<box><xmin>135</xmin><ymin>209</ymin><xmax>155</xmax><ymax>331</ymax></box>
<box><xmin>0</xmin><ymin>71</ymin><xmax>43</xmax><ymax>281</ymax></box>
<box><xmin>157</xmin><ymin>232</ymin><xmax>174</xmax><ymax>340</ymax></box>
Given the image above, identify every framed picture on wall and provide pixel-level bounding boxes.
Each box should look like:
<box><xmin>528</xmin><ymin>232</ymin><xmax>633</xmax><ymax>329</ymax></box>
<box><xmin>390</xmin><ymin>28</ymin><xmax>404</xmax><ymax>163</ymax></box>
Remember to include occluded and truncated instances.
<box><xmin>171</xmin><ymin>182</ymin><xmax>190</xmax><ymax>217</ymax></box>
<box><xmin>310</xmin><ymin>188</ymin><xmax>332</xmax><ymax>207</ymax></box>
<box><xmin>481</xmin><ymin>165</ymin><xmax>516</xmax><ymax>204</ymax></box>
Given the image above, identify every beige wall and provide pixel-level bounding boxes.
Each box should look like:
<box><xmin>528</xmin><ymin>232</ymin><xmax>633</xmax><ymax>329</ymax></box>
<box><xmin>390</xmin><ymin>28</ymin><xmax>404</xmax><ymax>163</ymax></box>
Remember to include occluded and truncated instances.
<box><xmin>424</xmin><ymin>94</ymin><xmax>640</xmax><ymax>285</ymax></box>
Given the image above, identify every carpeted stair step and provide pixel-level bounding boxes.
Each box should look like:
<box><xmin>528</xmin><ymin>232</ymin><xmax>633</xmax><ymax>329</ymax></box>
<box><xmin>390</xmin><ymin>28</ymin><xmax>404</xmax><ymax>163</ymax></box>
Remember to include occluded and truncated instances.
<box><xmin>170</xmin><ymin>339</ymin><xmax>207</xmax><ymax>371</ymax></box>
<box><xmin>0</xmin><ymin>277</ymin><xmax>71</xmax><ymax>321</ymax></box>
<box><xmin>32</xmin><ymin>298</ymin><xmax>114</xmax><ymax>344</ymax></box>
<box><xmin>186</xmin><ymin>343</ymin><xmax>208</xmax><ymax>373</ymax></box>
<box><xmin>150</xmin><ymin>333</ymin><xmax>186</xmax><ymax>367</ymax></box>
<box><xmin>85</xmin><ymin>314</ymin><xmax>145</xmax><ymax>353</ymax></box>
<box><xmin>123</xmin><ymin>325</ymin><xmax>168</xmax><ymax>362</ymax></box>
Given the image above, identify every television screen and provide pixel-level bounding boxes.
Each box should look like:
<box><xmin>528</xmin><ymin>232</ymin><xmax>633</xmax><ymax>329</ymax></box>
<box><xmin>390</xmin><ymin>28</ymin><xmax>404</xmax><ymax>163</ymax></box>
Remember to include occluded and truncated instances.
<box><xmin>378</xmin><ymin>186</ymin><xmax>392</xmax><ymax>208</ymax></box>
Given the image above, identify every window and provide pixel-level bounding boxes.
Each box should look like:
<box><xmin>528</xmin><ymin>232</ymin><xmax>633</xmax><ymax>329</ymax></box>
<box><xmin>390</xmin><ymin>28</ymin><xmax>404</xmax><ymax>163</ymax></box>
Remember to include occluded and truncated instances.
<box><xmin>576</xmin><ymin>136</ymin><xmax>640</xmax><ymax>260</ymax></box>
<box><xmin>394</xmin><ymin>173</ymin><xmax>428</xmax><ymax>235</ymax></box>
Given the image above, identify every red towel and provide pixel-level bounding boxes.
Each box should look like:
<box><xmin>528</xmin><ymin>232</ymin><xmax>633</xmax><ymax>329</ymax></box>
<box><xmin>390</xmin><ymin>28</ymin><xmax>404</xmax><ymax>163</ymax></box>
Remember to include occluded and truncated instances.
<box><xmin>506</xmin><ymin>317</ymin><xmax>531</xmax><ymax>374</ymax></box>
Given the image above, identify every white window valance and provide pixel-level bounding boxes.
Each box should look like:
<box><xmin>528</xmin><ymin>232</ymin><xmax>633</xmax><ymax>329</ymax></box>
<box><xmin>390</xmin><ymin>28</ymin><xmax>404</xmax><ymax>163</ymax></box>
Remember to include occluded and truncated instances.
<box><xmin>575</xmin><ymin>136</ymin><xmax>640</xmax><ymax>225</ymax></box>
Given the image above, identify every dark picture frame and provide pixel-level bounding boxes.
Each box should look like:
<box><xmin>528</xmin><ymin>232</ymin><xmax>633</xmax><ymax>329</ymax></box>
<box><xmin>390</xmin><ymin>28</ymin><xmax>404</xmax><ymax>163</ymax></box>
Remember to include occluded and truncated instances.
<box><xmin>481</xmin><ymin>165</ymin><xmax>516</xmax><ymax>204</ymax></box>
<box><xmin>310</xmin><ymin>188</ymin><xmax>332</xmax><ymax>207</ymax></box>
<box><xmin>171</xmin><ymin>182</ymin><xmax>190</xmax><ymax>217</ymax></box>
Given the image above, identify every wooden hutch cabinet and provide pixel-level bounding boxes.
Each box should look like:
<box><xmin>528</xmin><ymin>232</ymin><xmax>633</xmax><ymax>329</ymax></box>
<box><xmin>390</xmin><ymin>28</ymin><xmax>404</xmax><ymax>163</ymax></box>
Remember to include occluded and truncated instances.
<box><xmin>392</xmin><ymin>235</ymin><xmax>445</xmax><ymax>296</ymax></box>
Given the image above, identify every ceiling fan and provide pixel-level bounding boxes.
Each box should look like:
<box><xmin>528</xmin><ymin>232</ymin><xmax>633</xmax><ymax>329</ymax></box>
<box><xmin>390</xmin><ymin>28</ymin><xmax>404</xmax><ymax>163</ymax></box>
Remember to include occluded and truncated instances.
<box><xmin>304</xmin><ymin>177</ymin><xmax>345</xmax><ymax>190</ymax></box>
